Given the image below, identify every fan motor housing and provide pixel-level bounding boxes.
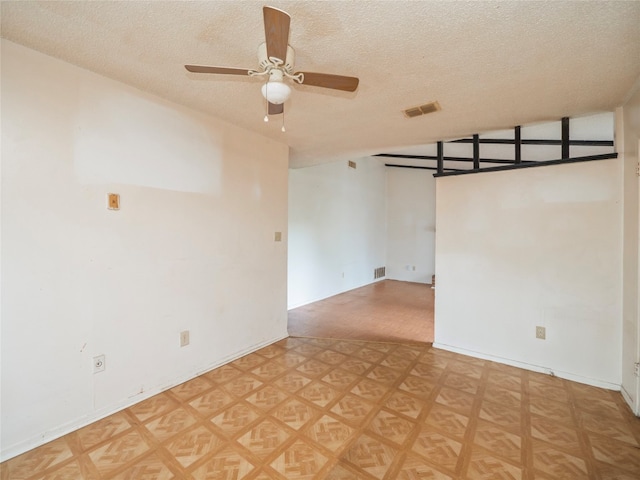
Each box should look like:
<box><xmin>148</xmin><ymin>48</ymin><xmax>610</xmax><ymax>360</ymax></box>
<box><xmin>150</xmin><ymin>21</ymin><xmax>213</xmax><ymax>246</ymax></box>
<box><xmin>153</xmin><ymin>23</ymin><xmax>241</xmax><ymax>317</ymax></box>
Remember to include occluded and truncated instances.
<box><xmin>258</xmin><ymin>42</ymin><xmax>295</xmax><ymax>73</ymax></box>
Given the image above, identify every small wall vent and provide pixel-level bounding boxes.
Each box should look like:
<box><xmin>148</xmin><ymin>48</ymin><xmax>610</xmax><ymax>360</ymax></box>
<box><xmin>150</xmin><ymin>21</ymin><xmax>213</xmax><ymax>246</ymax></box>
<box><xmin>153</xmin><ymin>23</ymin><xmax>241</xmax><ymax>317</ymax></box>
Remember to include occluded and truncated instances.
<box><xmin>403</xmin><ymin>101</ymin><xmax>441</xmax><ymax>119</ymax></box>
<box><xmin>374</xmin><ymin>266</ymin><xmax>386</xmax><ymax>279</ymax></box>
<box><xmin>348</xmin><ymin>160</ymin><xmax>357</xmax><ymax>169</ymax></box>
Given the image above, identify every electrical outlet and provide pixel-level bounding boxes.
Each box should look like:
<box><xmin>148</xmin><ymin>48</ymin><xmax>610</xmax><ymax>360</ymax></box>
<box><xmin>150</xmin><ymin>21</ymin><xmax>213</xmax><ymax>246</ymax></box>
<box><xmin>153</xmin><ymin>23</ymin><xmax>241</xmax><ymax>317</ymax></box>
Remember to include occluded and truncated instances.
<box><xmin>180</xmin><ymin>330</ymin><xmax>190</xmax><ymax>347</ymax></box>
<box><xmin>536</xmin><ymin>326</ymin><xmax>546</xmax><ymax>340</ymax></box>
<box><xmin>93</xmin><ymin>354</ymin><xmax>106</xmax><ymax>373</ymax></box>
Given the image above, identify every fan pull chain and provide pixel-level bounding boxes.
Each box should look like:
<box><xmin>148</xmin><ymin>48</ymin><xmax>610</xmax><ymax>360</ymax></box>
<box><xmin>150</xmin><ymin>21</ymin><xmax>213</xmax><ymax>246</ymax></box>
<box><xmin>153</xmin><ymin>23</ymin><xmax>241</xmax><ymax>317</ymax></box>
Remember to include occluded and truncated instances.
<box><xmin>263</xmin><ymin>82</ymin><xmax>269</xmax><ymax>122</ymax></box>
<box><xmin>281</xmin><ymin>110</ymin><xmax>286</xmax><ymax>133</ymax></box>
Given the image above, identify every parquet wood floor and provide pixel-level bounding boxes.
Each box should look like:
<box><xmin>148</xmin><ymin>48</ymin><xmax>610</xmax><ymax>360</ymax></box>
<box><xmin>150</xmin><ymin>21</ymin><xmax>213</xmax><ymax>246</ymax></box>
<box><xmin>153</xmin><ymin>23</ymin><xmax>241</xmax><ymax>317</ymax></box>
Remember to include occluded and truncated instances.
<box><xmin>3</xmin><ymin>337</ymin><xmax>640</xmax><ymax>479</ymax></box>
<box><xmin>288</xmin><ymin>280</ymin><xmax>434</xmax><ymax>344</ymax></box>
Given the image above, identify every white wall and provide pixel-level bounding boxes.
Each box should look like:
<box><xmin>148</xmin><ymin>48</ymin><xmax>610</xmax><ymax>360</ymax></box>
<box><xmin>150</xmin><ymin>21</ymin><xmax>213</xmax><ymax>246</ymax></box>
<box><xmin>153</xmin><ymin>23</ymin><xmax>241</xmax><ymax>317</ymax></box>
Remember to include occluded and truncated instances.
<box><xmin>386</xmin><ymin>168</ymin><xmax>436</xmax><ymax>283</ymax></box>
<box><xmin>0</xmin><ymin>40</ymin><xmax>289</xmax><ymax>460</ymax></box>
<box><xmin>620</xmin><ymin>84</ymin><xmax>640</xmax><ymax>412</ymax></box>
<box><xmin>434</xmin><ymin>158</ymin><xmax>623</xmax><ymax>388</ymax></box>
<box><xmin>288</xmin><ymin>158</ymin><xmax>386</xmax><ymax>308</ymax></box>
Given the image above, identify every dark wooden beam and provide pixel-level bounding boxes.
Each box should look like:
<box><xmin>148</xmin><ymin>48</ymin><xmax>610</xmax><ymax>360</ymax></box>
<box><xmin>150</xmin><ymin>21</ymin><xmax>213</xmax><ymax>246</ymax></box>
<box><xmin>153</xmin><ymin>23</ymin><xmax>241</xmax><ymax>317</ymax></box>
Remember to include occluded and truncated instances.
<box><xmin>449</xmin><ymin>138</ymin><xmax>613</xmax><ymax>147</ymax></box>
<box><xmin>375</xmin><ymin>153</ymin><xmax>530</xmax><ymax>165</ymax></box>
<box><xmin>561</xmin><ymin>117</ymin><xmax>570</xmax><ymax>159</ymax></box>
<box><xmin>433</xmin><ymin>153</ymin><xmax>617</xmax><ymax>178</ymax></box>
<box><xmin>384</xmin><ymin>163</ymin><xmax>463</xmax><ymax>172</ymax></box>
<box><xmin>515</xmin><ymin>126</ymin><xmax>522</xmax><ymax>164</ymax></box>
<box><xmin>437</xmin><ymin>141</ymin><xmax>444</xmax><ymax>175</ymax></box>
<box><xmin>473</xmin><ymin>134</ymin><xmax>480</xmax><ymax>169</ymax></box>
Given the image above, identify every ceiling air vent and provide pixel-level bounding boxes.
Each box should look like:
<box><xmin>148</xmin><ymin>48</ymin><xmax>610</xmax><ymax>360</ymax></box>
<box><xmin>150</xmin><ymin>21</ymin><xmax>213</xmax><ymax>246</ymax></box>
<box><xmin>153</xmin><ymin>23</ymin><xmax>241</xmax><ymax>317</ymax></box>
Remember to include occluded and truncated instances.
<box><xmin>403</xmin><ymin>101</ymin><xmax>441</xmax><ymax>119</ymax></box>
<box><xmin>348</xmin><ymin>160</ymin><xmax>357</xmax><ymax>169</ymax></box>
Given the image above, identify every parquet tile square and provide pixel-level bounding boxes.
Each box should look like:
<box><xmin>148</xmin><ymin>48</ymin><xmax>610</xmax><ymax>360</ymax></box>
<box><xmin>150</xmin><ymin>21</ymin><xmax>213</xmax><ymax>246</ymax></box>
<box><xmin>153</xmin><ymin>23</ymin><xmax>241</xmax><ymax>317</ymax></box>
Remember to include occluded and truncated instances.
<box><xmin>384</xmin><ymin>391</ymin><xmax>425</xmax><ymax>419</ymax></box>
<box><xmin>330</xmin><ymin>393</ymin><xmax>376</xmax><ymax>425</ymax></box>
<box><xmin>203</xmin><ymin>364</ymin><xmax>243</xmax><ymax>384</ymax></box>
<box><xmin>532</xmin><ymin>440</ymin><xmax>590</xmax><ymax>479</ymax></box>
<box><xmin>366</xmin><ymin>365</ymin><xmax>403</xmax><ymax>386</ymax></box>
<box><xmin>423</xmin><ymin>404</ymin><xmax>469</xmax><ymax>440</ymax></box>
<box><xmin>314</xmin><ymin>349</ymin><xmax>348</xmax><ymax>366</ymax></box>
<box><xmin>110</xmin><ymin>452</ymin><xmax>174</xmax><ymax>480</ymax></box>
<box><xmin>2</xmin><ymin>437</ymin><xmax>73</xmax><ymax>480</ymax></box>
<box><xmin>272</xmin><ymin>371</ymin><xmax>312</xmax><ymax>393</ymax></box>
<box><xmin>75</xmin><ymin>412</ymin><xmax>132</xmax><ymax>451</ymax></box>
<box><xmin>340</xmin><ymin>358</ymin><xmax>373</xmax><ymax>375</ymax></box>
<box><xmin>324</xmin><ymin>462</ymin><xmax>361</xmax><ymax>479</ymax></box>
<box><xmin>271</xmin><ymin>398</ymin><xmax>319</xmax><ymax>430</ymax></box>
<box><xmin>270</xmin><ymin>439</ymin><xmax>329</xmax><ymax>479</ymax></box>
<box><xmin>170</xmin><ymin>376</ymin><xmax>214</xmax><ymax>401</ymax></box>
<box><xmin>380</xmin><ymin>353</ymin><xmax>414</xmax><ymax>371</ymax></box>
<box><xmin>5</xmin><ymin>334</ymin><xmax>640</xmax><ymax>480</ymax></box>
<box><xmin>188</xmin><ymin>388</ymin><xmax>236</xmax><ymax>418</ymax></box>
<box><xmin>321</xmin><ymin>369</ymin><xmax>360</xmax><ymax>389</ymax></box>
<box><xmin>164</xmin><ymin>425</ymin><xmax>225</xmax><ymax>467</ymax></box>
<box><xmin>580</xmin><ymin>409</ymin><xmax>638</xmax><ymax>445</ymax></box>
<box><xmin>328</xmin><ymin>341</ymin><xmax>361</xmax><ymax>355</ymax></box>
<box><xmin>397</xmin><ymin>453</ymin><xmax>453</xmax><ymax>479</ymax></box>
<box><xmin>250</xmin><ymin>362</ymin><xmax>288</xmax><ymax>381</ymax></box>
<box><xmin>127</xmin><ymin>392</ymin><xmax>179</xmax><ymax>423</ymax></box>
<box><xmin>236</xmin><ymin>419</ymin><xmax>291</xmax><ymax>459</ymax></box>
<box><xmin>478</xmin><ymin>400</ymin><xmax>521</xmax><ymax>432</ymax></box>
<box><xmin>272</xmin><ymin>352</ymin><xmax>307</xmax><ymax>369</ymax></box>
<box><xmin>87</xmin><ymin>431</ymin><xmax>150</xmax><ymax>476</ymax></box>
<box><xmin>295</xmin><ymin>359</ymin><xmax>333</xmax><ymax>378</ymax></box>
<box><xmin>472</xmin><ymin>420</ymin><xmax>522</xmax><ymax>463</ymax></box>
<box><xmin>411</xmin><ymin>427</ymin><xmax>462</xmax><ymax>474</ymax></box>
<box><xmin>446</xmin><ymin>361</ymin><xmax>483</xmax><ymax>380</ymax></box>
<box><xmin>304</xmin><ymin>414</ymin><xmax>355</xmax><ymax>453</ymax></box>
<box><xmin>297</xmin><ymin>381</ymin><xmax>340</xmax><ymax>407</ymax></box>
<box><xmin>30</xmin><ymin>459</ymin><xmax>84</xmax><ymax>480</ymax></box>
<box><xmin>589</xmin><ymin>433</ymin><xmax>640</xmax><ymax>472</ymax></box>
<box><xmin>353</xmin><ymin>347</ymin><xmax>386</xmax><ymax>364</ymax></box>
<box><xmin>530</xmin><ymin>415</ymin><xmax>581</xmax><ymax>452</ymax></box>
<box><xmin>367</xmin><ymin>409</ymin><xmax>415</xmax><ymax>447</ymax></box>
<box><xmin>466</xmin><ymin>448</ymin><xmax>523</xmax><ymax>480</ymax></box>
<box><xmin>435</xmin><ymin>386</ymin><xmax>476</xmax><ymax>415</ymax></box>
<box><xmin>343</xmin><ymin>434</ymin><xmax>398</xmax><ymax>479</ymax></box>
<box><xmin>256</xmin><ymin>344</ymin><xmax>286</xmax><ymax>359</ymax></box>
<box><xmin>210</xmin><ymin>402</ymin><xmax>261</xmax><ymax>437</ymax></box>
<box><xmin>245</xmin><ymin>385</ymin><xmax>288</xmax><ymax>412</ymax></box>
<box><xmin>143</xmin><ymin>407</ymin><xmax>197</xmax><ymax>442</ymax></box>
<box><xmin>222</xmin><ymin>374</ymin><xmax>264</xmax><ymax>398</ymax></box>
<box><xmin>444</xmin><ymin>373</ymin><xmax>480</xmax><ymax>395</ymax></box>
<box><xmin>350</xmin><ymin>378</ymin><xmax>390</xmax><ymax>402</ymax></box>
<box><xmin>231</xmin><ymin>353</ymin><xmax>268</xmax><ymax>371</ymax></box>
<box><xmin>486</xmin><ymin>371</ymin><xmax>522</xmax><ymax>393</ymax></box>
<box><xmin>483</xmin><ymin>384</ymin><xmax>522</xmax><ymax>410</ymax></box>
<box><xmin>191</xmin><ymin>445</ymin><xmax>255</xmax><ymax>479</ymax></box>
<box><xmin>528</xmin><ymin>395</ymin><xmax>574</xmax><ymax>425</ymax></box>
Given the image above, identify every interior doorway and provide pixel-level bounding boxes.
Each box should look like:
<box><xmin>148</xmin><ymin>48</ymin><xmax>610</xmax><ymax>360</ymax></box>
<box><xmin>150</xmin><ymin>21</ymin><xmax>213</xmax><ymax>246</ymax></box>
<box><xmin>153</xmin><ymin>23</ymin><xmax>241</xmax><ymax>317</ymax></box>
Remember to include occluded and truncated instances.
<box><xmin>287</xmin><ymin>279</ymin><xmax>434</xmax><ymax>344</ymax></box>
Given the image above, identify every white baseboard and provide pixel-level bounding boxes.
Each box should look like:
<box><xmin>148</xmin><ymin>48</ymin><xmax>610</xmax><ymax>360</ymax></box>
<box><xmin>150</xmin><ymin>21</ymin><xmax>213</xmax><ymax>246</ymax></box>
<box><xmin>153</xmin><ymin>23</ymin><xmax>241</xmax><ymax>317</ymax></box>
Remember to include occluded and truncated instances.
<box><xmin>432</xmin><ymin>342</ymin><xmax>621</xmax><ymax>391</ymax></box>
<box><xmin>0</xmin><ymin>333</ymin><xmax>288</xmax><ymax>462</ymax></box>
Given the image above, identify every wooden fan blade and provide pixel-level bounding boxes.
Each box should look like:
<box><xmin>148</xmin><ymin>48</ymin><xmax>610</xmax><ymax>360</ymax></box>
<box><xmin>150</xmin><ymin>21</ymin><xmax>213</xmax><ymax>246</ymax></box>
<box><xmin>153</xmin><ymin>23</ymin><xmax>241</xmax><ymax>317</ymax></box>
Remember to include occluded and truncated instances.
<box><xmin>263</xmin><ymin>6</ymin><xmax>290</xmax><ymax>63</ymax></box>
<box><xmin>296</xmin><ymin>72</ymin><xmax>359</xmax><ymax>92</ymax></box>
<box><xmin>268</xmin><ymin>102</ymin><xmax>284</xmax><ymax>115</ymax></box>
<box><xmin>185</xmin><ymin>65</ymin><xmax>251</xmax><ymax>76</ymax></box>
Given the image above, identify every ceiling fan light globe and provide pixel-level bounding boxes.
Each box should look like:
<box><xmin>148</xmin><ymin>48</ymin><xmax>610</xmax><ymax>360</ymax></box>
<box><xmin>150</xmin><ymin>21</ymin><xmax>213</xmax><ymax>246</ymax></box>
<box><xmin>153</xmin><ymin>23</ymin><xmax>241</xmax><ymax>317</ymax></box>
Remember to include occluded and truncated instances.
<box><xmin>261</xmin><ymin>81</ymin><xmax>291</xmax><ymax>105</ymax></box>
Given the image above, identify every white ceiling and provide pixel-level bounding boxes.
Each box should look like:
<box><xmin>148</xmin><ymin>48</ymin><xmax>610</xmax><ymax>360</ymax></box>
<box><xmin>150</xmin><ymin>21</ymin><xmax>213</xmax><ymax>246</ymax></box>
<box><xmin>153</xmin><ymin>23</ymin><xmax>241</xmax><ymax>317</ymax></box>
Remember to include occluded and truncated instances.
<box><xmin>2</xmin><ymin>1</ymin><xmax>639</xmax><ymax>168</ymax></box>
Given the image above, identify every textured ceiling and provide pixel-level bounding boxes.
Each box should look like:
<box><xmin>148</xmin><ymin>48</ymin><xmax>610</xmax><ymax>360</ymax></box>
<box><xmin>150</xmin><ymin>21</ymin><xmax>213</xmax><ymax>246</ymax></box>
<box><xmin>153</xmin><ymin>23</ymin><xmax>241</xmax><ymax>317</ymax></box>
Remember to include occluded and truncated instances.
<box><xmin>2</xmin><ymin>1</ymin><xmax>639</xmax><ymax>168</ymax></box>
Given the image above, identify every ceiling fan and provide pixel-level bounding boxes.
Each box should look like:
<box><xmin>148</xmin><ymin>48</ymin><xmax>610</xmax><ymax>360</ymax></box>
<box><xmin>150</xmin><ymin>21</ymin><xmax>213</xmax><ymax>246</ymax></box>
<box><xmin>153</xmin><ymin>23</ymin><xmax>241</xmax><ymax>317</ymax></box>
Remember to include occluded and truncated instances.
<box><xmin>185</xmin><ymin>6</ymin><xmax>359</xmax><ymax>123</ymax></box>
